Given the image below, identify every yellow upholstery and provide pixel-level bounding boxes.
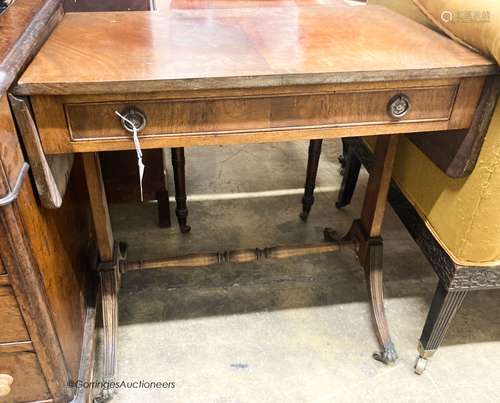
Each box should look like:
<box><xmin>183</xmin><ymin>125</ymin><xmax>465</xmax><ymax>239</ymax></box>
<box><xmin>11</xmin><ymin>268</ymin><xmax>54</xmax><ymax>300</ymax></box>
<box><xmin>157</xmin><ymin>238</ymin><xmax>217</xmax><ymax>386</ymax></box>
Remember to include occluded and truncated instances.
<box><xmin>412</xmin><ymin>0</ymin><xmax>500</xmax><ymax>63</ymax></box>
<box><xmin>366</xmin><ymin>0</ymin><xmax>500</xmax><ymax>267</ymax></box>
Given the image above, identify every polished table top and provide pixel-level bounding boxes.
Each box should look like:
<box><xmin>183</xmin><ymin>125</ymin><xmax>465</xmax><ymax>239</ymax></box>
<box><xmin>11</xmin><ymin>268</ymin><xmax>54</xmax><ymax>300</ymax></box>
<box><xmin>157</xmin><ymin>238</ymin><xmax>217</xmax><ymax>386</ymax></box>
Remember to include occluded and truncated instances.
<box><xmin>16</xmin><ymin>5</ymin><xmax>495</xmax><ymax>95</ymax></box>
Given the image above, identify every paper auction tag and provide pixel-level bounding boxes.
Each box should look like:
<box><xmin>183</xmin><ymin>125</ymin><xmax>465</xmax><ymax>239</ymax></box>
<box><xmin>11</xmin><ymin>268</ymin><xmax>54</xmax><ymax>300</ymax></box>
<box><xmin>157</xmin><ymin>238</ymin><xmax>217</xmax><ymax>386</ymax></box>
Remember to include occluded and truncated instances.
<box><xmin>115</xmin><ymin>111</ymin><xmax>145</xmax><ymax>202</ymax></box>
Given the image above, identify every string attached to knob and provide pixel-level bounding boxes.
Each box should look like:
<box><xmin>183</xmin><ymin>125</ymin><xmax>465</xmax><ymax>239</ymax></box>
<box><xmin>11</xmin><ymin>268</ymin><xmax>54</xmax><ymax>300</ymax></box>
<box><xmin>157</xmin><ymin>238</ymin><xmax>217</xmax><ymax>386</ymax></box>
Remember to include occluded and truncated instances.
<box><xmin>115</xmin><ymin>111</ymin><xmax>146</xmax><ymax>202</ymax></box>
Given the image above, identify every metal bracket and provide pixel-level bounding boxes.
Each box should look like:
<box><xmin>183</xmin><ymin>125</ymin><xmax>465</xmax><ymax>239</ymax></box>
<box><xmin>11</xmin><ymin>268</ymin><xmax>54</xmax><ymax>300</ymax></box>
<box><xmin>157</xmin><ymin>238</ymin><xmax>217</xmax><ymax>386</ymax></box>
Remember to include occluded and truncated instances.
<box><xmin>0</xmin><ymin>162</ymin><xmax>29</xmax><ymax>207</ymax></box>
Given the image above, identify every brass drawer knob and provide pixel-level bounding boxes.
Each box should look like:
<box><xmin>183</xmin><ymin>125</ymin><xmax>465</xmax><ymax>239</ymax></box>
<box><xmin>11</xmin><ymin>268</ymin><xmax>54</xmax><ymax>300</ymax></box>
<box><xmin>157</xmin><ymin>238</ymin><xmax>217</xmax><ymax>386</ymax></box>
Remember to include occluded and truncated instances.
<box><xmin>387</xmin><ymin>94</ymin><xmax>410</xmax><ymax>119</ymax></box>
<box><xmin>118</xmin><ymin>107</ymin><xmax>147</xmax><ymax>133</ymax></box>
<box><xmin>0</xmin><ymin>374</ymin><xmax>14</xmax><ymax>397</ymax></box>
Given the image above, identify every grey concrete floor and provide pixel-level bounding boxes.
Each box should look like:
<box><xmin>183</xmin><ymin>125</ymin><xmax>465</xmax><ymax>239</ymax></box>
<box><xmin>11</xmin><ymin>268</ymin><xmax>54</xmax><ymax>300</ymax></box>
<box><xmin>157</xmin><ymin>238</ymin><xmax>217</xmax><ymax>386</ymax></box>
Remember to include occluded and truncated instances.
<box><xmin>96</xmin><ymin>140</ymin><xmax>500</xmax><ymax>403</ymax></box>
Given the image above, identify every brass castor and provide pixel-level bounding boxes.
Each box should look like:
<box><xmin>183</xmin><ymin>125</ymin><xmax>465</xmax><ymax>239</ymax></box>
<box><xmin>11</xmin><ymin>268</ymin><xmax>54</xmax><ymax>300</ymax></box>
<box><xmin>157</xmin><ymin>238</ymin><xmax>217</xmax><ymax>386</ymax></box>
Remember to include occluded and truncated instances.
<box><xmin>373</xmin><ymin>342</ymin><xmax>398</xmax><ymax>365</ymax></box>
<box><xmin>414</xmin><ymin>356</ymin><xmax>428</xmax><ymax>375</ymax></box>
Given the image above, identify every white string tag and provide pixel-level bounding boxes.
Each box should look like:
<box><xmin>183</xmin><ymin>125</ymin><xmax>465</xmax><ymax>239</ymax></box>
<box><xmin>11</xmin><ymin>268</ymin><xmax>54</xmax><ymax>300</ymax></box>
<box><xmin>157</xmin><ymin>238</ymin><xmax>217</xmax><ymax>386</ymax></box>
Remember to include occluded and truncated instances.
<box><xmin>115</xmin><ymin>111</ymin><xmax>145</xmax><ymax>202</ymax></box>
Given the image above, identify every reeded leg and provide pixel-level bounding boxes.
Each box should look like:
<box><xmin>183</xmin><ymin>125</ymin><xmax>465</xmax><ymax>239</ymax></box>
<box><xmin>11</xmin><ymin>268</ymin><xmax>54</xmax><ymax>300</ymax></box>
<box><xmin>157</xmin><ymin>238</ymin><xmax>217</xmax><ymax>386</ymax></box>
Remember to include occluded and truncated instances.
<box><xmin>364</xmin><ymin>237</ymin><xmax>398</xmax><ymax>364</ymax></box>
<box><xmin>300</xmin><ymin>139</ymin><xmax>323</xmax><ymax>221</ymax></box>
<box><xmin>415</xmin><ymin>282</ymin><xmax>468</xmax><ymax>374</ymax></box>
<box><xmin>171</xmin><ymin>147</ymin><xmax>191</xmax><ymax>233</ymax></box>
<box><xmin>358</xmin><ymin>135</ymin><xmax>399</xmax><ymax>364</ymax></box>
<box><xmin>329</xmin><ymin>136</ymin><xmax>400</xmax><ymax>363</ymax></box>
<box><xmin>336</xmin><ymin>143</ymin><xmax>361</xmax><ymax>209</ymax></box>
<box><xmin>99</xmin><ymin>268</ymin><xmax>119</xmax><ymax>400</ymax></box>
<box><xmin>82</xmin><ymin>153</ymin><xmax>121</xmax><ymax>400</ymax></box>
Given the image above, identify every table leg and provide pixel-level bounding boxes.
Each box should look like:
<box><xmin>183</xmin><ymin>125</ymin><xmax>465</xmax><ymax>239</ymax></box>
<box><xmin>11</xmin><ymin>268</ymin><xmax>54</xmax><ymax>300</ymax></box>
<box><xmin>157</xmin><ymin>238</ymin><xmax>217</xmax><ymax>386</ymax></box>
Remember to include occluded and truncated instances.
<box><xmin>336</xmin><ymin>139</ymin><xmax>361</xmax><ymax>209</ymax></box>
<box><xmin>325</xmin><ymin>135</ymin><xmax>399</xmax><ymax>364</ymax></box>
<box><xmin>359</xmin><ymin>135</ymin><xmax>399</xmax><ymax>363</ymax></box>
<box><xmin>300</xmin><ymin>139</ymin><xmax>323</xmax><ymax>221</ymax></box>
<box><xmin>171</xmin><ymin>147</ymin><xmax>191</xmax><ymax>233</ymax></box>
<box><xmin>82</xmin><ymin>152</ymin><xmax>121</xmax><ymax>399</ymax></box>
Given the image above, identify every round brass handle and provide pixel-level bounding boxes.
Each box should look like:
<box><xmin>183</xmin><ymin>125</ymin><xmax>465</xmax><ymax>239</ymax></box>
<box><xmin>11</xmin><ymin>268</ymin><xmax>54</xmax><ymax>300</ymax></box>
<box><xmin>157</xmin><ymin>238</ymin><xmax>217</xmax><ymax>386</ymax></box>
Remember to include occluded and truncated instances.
<box><xmin>387</xmin><ymin>94</ymin><xmax>411</xmax><ymax>119</ymax></box>
<box><xmin>0</xmin><ymin>374</ymin><xmax>14</xmax><ymax>397</ymax></box>
<box><xmin>118</xmin><ymin>107</ymin><xmax>147</xmax><ymax>133</ymax></box>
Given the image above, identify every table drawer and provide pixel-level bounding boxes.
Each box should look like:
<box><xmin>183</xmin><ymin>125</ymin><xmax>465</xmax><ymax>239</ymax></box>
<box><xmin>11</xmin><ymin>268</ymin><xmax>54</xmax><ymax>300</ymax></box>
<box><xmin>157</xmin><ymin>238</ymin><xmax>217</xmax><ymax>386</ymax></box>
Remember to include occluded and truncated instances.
<box><xmin>65</xmin><ymin>85</ymin><xmax>457</xmax><ymax>142</ymax></box>
<box><xmin>0</xmin><ymin>348</ymin><xmax>51</xmax><ymax>402</ymax></box>
<box><xmin>0</xmin><ymin>286</ymin><xmax>30</xmax><ymax>344</ymax></box>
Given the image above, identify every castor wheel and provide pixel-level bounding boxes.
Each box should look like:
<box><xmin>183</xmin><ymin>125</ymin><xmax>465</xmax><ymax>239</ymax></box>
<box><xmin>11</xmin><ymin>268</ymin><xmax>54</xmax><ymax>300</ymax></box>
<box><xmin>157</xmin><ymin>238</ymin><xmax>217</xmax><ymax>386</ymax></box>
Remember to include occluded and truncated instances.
<box><xmin>414</xmin><ymin>356</ymin><xmax>428</xmax><ymax>375</ymax></box>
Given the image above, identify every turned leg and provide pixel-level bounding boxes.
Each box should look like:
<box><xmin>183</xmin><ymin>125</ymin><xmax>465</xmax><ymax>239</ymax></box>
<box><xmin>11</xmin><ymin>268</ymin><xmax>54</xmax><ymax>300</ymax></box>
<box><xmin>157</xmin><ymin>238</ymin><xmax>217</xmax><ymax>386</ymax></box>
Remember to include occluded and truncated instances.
<box><xmin>82</xmin><ymin>153</ymin><xmax>121</xmax><ymax>400</ymax></box>
<box><xmin>336</xmin><ymin>142</ymin><xmax>361</xmax><ymax>209</ymax></box>
<box><xmin>171</xmin><ymin>147</ymin><xmax>191</xmax><ymax>233</ymax></box>
<box><xmin>300</xmin><ymin>139</ymin><xmax>323</xmax><ymax>221</ymax></box>
<box><xmin>415</xmin><ymin>282</ymin><xmax>468</xmax><ymax>374</ymax></box>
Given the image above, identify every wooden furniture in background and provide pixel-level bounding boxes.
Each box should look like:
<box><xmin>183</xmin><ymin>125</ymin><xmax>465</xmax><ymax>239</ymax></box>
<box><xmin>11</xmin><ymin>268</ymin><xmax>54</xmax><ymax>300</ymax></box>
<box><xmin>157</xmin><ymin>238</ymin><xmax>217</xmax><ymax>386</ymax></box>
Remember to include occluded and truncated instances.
<box><xmin>13</xmin><ymin>5</ymin><xmax>497</xmax><ymax>399</ymax></box>
<box><xmin>0</xmin><ymin>1</ymin><xmax>95</xmax><ymax>402</ymax></box>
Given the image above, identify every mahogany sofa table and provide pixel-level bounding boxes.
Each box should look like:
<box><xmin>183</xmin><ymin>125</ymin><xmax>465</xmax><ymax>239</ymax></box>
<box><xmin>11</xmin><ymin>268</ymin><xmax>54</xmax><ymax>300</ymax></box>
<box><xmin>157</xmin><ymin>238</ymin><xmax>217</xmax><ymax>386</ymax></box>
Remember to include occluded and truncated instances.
<box><xmin>11</xmin><ymin>4</ymin><xmax>497</xmax><ymax>398</ymax></box>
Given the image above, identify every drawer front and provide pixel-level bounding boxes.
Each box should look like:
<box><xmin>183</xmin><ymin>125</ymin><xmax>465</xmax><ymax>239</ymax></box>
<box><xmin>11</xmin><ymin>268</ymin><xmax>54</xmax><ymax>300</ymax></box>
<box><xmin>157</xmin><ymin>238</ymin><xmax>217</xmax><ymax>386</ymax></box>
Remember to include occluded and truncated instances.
<box><xmin>65</xmin><ymin>85</ymin><xmax>457</xmax><ymax>141</ymax></box>
<box><xmin>0</xmin><ymin>286</ymin><xmax>30</xmax><ymax>344</ymax></box>
<box><xmin>0</xmin><ymin>350</ymin><xmax>51</xmax><ymax>402</ymax></box>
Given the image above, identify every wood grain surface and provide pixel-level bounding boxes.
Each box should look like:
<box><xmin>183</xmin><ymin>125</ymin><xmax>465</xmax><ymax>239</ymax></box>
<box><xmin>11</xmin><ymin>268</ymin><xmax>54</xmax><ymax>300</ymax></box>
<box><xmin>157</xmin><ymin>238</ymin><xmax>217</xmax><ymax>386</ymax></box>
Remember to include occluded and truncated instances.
<box><xmin>0</xmin><ymin>96</ymin><xmax>25</xmax><ymax>191</ymax></box>
<box><xmin>0</xmin><ymin>91</ymin><xmax>87</xmax><ymax>400</ymax></box>
<box><xmin>0</xmin><ymin>286</ymin><xmax>30</xmax><ymax>343</ymax></box>
<box><xmin>16</xmin><ymin>5</ymin><xmax>496</xmax><ymax>95</ymax></box>
<box><xmin>0</xmin><ymin>0</ymin><xmax>62</xmax><ymax>96</ymax></box>
<box><xmin>30</xmin><ymin>77</ymin><xmax>484</xmax><ymax>154</ymax></box>
<box><xmin>0</xmin><ymin>350</ymin><xmax>51</xmax><ymax>402</ymax></box>
<box><xmin>166</xmin><ymin>0</ymin><xmax>345</xmax><ymax>9</ymax></box>
<box><xmin>65</xmin><ymin>85</ymin><xmax>457</xmax><ymax>140</ymax></box>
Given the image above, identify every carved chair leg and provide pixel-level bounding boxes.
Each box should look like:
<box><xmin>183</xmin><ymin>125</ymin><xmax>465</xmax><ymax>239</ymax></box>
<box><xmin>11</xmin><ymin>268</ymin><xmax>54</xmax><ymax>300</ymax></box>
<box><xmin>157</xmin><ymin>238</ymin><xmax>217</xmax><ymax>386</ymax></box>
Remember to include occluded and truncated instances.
<box><xmin>415</xmin><ymin>282</ymin><xmax>468</xmax><ymax>374</ymax></box>
<box><xmin>171</xmin><ymin>147</ymin><xmax>191</xmax><ymax>233</ymax></box>
<box><xmin>300</xmin><ymin>139</ymin><xmax>323</xmax><ymax>221</ymax></box>
<box><xmin>336</xmin><ymin>143</ymin><xmax>361</xmax><ymax>209</ymax></box>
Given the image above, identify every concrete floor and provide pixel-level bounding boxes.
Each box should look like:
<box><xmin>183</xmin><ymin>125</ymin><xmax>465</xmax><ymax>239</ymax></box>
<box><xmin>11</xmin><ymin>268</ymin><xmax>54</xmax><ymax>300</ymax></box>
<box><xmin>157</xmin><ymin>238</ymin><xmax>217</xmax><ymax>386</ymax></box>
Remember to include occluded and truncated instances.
<box><xmin>95</xmin><ymin>140</ymin><xmax>500</xmax><ymax>403</ymax></box>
